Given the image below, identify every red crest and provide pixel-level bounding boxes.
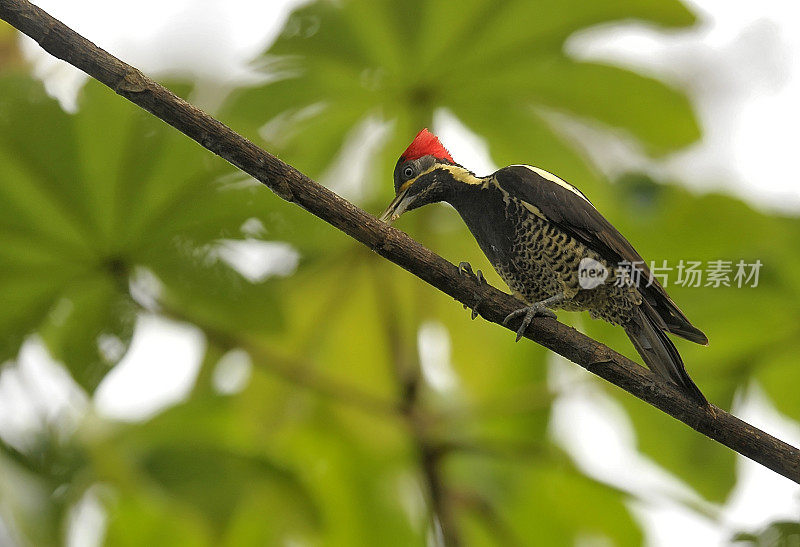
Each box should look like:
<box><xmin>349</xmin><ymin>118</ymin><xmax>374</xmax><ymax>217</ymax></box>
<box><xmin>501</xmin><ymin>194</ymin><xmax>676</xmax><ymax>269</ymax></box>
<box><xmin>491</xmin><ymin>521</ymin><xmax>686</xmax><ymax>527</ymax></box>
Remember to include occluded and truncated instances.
<box><xmin>400</xmin><ymin>128</ymin><xmax>454</xmax><ymax>163</ymax></box>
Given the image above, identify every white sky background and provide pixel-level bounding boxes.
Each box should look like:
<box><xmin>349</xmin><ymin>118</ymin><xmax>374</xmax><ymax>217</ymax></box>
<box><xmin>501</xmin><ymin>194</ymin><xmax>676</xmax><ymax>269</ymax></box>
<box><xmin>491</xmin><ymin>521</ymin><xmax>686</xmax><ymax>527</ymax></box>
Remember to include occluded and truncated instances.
<box><xmin>3</xmin><ymin>0</ymin><xmax>800</xmax><ymax>545</ymax></box>
<box><xmin>564</xmin><ymin>0</ymin><xmax>800</xmax><ymax>213</ymax></box>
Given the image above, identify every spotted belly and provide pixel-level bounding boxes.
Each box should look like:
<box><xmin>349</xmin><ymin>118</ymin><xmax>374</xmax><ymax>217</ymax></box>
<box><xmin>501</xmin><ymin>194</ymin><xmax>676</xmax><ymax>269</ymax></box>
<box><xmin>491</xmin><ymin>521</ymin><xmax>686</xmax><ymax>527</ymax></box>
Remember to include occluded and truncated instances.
<box><xmin>493</xmin><ymin>200</ymin><xmax>642</xmax><ymax>326</ymax></box>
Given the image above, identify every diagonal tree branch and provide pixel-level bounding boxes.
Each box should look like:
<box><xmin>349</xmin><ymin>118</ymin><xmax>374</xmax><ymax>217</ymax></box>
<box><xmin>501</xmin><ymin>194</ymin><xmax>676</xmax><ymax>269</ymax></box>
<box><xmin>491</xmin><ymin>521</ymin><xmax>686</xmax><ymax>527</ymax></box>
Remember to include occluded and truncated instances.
<box><xmin>1</xmin><ymin>0</ymin><xmax>799</xmax><ymax>484</ymax></box>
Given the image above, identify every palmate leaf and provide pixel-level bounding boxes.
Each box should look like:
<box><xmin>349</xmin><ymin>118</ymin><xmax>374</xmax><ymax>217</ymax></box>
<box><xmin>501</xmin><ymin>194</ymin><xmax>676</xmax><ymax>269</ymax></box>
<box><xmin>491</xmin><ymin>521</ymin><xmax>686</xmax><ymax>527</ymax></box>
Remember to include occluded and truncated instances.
<box><xmin>220</xmin><ymin>0</ymin><xmax>700</xmax><ymax>421</ymax></box>
<box><xmin>105</xmin><ymin>392</ymin><xmax>322</xmax><ymax>543</ymax></box>
<box><xmin>243</xmin><ymin>255</ymin><xmax>625</xmax><ymax>541</ymax></box>
<box><xmin>218</xmin><ymin>0</ymin><xmax>700</xmax><ymax>525</ymax></box>
<box><xmin>449</xmin><ymin>450</ymin><xmax>643</xmax><ymax>546</ymax></box>
<box><xmin>219</xmin><ymin>0</ymin><xmax>800</xmax><ymax>508</ymax></box>
<box><xmin>223</xmin><ymin>0</ymin><xmax>699</xmax><ymax>205</ymax></box>
<box><xmin>0</xmin><ymin>75</ymin><xmax>286</xmax><ymax>392</ymax></box>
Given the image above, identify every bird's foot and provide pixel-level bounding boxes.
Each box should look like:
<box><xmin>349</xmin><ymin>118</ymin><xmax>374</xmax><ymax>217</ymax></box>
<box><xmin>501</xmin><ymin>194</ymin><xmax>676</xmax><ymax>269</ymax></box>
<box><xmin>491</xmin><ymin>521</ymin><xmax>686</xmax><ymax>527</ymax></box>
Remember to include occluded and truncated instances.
<box><xmin>502</xmin><ymin>294</ymin><xmax>563</xmax><ymax>342</ymax></box>
<box><xmin>458</xmin><ymin>261</ymin><xmax>486</xmax><ymax>320</ymax></box>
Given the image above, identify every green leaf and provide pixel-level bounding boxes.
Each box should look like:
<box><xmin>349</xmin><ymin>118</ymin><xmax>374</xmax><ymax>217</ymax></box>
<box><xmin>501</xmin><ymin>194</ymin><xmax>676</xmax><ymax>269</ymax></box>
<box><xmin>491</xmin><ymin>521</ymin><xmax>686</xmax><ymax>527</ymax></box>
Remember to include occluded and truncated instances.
<box><xmin>514</xmin><ymin>59</ymin><xmax>701</xmax><ymax>153</ymax></box>
<box><xmin>450</xmin><ymin>454</ymin><xmax>643</xmax><ymax>545</ymax></box>
<box><xmin>756</xmin><ymin>349</ymin><xmax>800</xmax><ymax>422</ymax></box>
<box><xmin>0</xmin><ymin>76</ymin><xmax>89</xmax><ymax>239</ymax></box>
<box><xmin>222</xmin><ymin>0</ymin><xmax>700</xmax><ymax>188</ymax></box>
<box><xmin>218</xmin><ymin>0</ymin><xmax>704</xmax><ymax>523</ymax></box>
<box><xmin>0</xmin><ymin>74</ymin><xmax>289</xmax><ymax>390</ymax></box>
<box><xmin>148</xmin><ymin>247</ymin><xmax>284</xmax><ymax>337</ymax></box>
<box><xmin>617</xmin><ymin>389</ymin><xmax>736</xmax><ymax>502</ymax></box>
<box><xmin>141</xmin><ymin>445</ymin><xmax>312</xmax><ymax>531</ymax></box>
<box><xmin>104</xmin><ymin>488</ymin><xmax>210</xmax><ymax>547</ymax></box>
<box><xmin>447</xmin><ymin>98</ymin><xmax>606</xmax><ymax>196</ymax></box>
<box><xmin>39</xmin><ymin>274</ymin><xmax>136</xmax><ymax>392</ymax></box>
<box><xmin>219</xmin><ymin>0</ymin><xmax>697</xmax><ymax>244</ymax></box>
<box><xmin>558</xmin><ymin>173</ymin><xmax>800</xmax><ymax>501</ymax></box>
<box><xmin>8</xmin><ymin>0</ymin><xmax>799</xmax><ymax>542</ymax></box>
<box><xmin>732</xmin><ymin>520</ymin><xmax>800</xmax><ymax>546</ymax></box>
<box><xmin>106</xmin><ymin>395</ymin><xmax>321</xmax><ymax>540</ymax></box>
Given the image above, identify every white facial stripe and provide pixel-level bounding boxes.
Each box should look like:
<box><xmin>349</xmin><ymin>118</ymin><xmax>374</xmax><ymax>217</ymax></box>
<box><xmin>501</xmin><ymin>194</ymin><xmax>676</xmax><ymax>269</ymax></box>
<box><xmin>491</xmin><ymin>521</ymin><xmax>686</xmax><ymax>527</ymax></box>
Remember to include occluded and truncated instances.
<box><xmin>512</xmin><ymin>164</ymin><xmax>591</xmax><ymax>204</ymax></box>
<box><xmin>398</xmin><ymin>164</ymin><xmax>482</xmax><ymax>195</ymax></box>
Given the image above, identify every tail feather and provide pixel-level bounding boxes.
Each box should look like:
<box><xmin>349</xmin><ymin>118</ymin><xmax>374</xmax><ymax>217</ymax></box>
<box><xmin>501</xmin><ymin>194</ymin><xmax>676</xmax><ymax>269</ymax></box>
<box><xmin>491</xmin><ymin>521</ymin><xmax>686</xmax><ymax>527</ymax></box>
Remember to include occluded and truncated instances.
<box><xmin>640</xmin><ymin>280</ymin><xmax>708</xmax><ymax>345</ymax></box>
<box><xmin>624</xmin><ymin>306</ymin><xmax>708</xmax><ymax>406</ymax></box>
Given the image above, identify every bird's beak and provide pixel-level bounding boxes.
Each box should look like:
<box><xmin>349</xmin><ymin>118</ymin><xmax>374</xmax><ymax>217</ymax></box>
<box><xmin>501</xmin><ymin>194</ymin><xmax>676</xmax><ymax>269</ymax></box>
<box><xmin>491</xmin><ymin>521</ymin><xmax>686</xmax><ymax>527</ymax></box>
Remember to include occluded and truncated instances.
<box><xmin>379</xmin><ymin>188</ymin><xmax>415</xmax><ymax>223</ymax></box>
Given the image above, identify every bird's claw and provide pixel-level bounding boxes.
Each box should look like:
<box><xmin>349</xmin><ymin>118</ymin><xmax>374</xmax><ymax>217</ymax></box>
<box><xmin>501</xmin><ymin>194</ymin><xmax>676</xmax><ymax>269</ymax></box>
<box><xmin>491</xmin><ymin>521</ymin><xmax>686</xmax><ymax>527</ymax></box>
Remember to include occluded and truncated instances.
<box><xmin>503</xmin><ymin>302</ymin><xmax>557</xmax><ymax>342</ymax></box>
<box><xmin>458</xmin><ymin>261</ymin><xmax>486</xmax><ymax>320</ymax></box>
<box><xmin>458</xmin><ymin>261</ymin><xmax>476</xmax><ymax>277</ymax></box>
<box><xmin>467</xmin><ymin>300</ymin><xmax>481</xmax><ymax>320</ymax></box>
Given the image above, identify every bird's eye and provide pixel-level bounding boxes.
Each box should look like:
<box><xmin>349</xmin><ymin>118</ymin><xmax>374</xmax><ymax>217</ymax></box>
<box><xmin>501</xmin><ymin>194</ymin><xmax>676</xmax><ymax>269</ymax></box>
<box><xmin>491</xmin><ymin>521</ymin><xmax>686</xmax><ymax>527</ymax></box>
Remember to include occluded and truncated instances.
<box><xmin>403</xmin><ymin>165</ymin><xmax>415</xmax><ymax>179</ymax></box>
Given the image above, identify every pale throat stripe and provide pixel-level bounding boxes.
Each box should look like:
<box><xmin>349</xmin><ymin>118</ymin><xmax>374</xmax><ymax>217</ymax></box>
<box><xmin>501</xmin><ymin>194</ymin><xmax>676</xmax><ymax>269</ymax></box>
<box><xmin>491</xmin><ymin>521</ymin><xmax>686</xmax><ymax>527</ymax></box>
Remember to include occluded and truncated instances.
<box><xmin>398</xmin><ymin>164</ymin><xmax>483</xmax><ymax>194</ymax></box>
<box><xmin>439</xmin><ymin>163</ymin><xmax>483</xmax><ymax>185</ymax></box>
<box><xmin>512</xmin><ymin>164</ymin><xmax>591</xmax><ymax>204</ymax></box>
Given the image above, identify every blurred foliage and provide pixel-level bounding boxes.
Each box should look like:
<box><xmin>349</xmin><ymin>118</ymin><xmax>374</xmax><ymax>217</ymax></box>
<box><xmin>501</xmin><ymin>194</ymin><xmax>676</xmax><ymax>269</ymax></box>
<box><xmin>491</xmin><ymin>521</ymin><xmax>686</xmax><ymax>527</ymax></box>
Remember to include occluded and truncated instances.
<box><xmin>222</xmin><ymin>0</ymin><xmax>699</xmax><ymax>210</ymax></box>
<box><xmin>733</xmin><ymin>520</ymin><xmax>800</xmax><ymax>546</ymax></box>
<box><xmin>1</xmin><ymin>0</ymin><xmax>799</xmax><ymax>545</ymax></box>
<box><xmin>0</xmin><ymin>76</ymin><xmax>284</xmax><ymax>392</ymax></box>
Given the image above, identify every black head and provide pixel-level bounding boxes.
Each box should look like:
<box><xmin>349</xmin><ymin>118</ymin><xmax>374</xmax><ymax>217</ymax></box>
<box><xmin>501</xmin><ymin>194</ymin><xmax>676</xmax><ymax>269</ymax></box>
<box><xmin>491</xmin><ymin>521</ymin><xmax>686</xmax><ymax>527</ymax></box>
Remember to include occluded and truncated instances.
<box><xmin>380</xmin><ymin>155</ymin><xmax>447</xmax><ymax>222</ymax></box>
<box><xmin>380</xmin><ymin>129</ymin><xmax>459</xmax><ymax>223</ymax></box>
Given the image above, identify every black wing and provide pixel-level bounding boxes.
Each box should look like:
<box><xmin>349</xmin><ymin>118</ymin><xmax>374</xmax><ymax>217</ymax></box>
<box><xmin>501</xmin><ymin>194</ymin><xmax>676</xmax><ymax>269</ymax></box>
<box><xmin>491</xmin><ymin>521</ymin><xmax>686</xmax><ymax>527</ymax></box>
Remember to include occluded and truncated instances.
<box><xmin>494</xmin><ymin>165</ymin><xmax>707</xmax><ymax>345</ymax></box>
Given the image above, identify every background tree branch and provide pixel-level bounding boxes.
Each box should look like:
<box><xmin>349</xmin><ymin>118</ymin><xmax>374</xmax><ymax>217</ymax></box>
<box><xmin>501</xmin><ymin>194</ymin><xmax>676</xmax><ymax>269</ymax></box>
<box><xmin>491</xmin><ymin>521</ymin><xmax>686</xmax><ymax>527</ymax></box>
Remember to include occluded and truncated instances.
<box><xmin>1</xmin><ymin>0</ymin><xmax>798</xmax><ymax>484</ymax></box>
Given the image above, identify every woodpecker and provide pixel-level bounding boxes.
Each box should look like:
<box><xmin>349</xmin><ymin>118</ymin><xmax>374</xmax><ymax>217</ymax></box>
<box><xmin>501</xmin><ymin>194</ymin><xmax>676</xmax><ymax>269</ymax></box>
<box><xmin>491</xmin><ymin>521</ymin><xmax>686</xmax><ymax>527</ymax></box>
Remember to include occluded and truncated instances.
<box><xmin>380</xmin><ymin>129</ymin><xmax>708</xmax><ymax>406</ymax></box>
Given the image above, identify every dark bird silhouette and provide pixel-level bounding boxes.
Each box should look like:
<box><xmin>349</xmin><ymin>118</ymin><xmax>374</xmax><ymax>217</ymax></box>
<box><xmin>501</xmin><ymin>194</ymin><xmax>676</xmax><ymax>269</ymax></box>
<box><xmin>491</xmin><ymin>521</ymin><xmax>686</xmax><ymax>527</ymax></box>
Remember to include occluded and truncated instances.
<box><xmin>380</xmin><ymin>129</ymin><xmax>708</xmax><ymax>406</ymax></box>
